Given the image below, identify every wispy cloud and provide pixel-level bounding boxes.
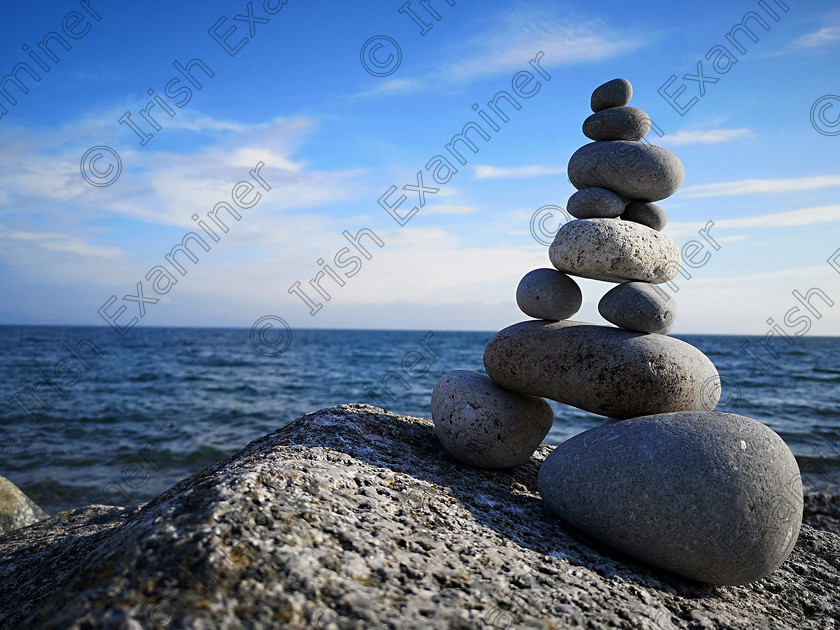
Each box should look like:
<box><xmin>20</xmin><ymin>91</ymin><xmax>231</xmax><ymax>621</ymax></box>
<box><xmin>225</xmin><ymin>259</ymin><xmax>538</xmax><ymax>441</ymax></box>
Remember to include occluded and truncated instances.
<box><xmin>423</xmin><ymin>204</ymin><xmax>478</xmax><ymax>216</ymax></box>
<box><xmin>658</xmin><ymin>128</ymin><xmax>753</xmax><ymax>146</ymax></box>
<box><xmin>474</xmin><ymin>164</ymin><xmax>566</xmax><ymax>179</ymax></box>
<box><xmin>667</xmin><ymin>204</ymin><xmax>840</xmax><ymax>237</ymax></box>
<box><xmin>681</xmin><ymin>175</ymin><xmax>840</xmax><ymax>198</ymax></box>
<box><xmin>793</xmin><ymin>25</ymin><xmax>840</xmax><ymax>48</ymax></box>
<box><xmin>0</xmin><ymin>228</ymin><xmax>125</xmax><ymax>259</ymax></box>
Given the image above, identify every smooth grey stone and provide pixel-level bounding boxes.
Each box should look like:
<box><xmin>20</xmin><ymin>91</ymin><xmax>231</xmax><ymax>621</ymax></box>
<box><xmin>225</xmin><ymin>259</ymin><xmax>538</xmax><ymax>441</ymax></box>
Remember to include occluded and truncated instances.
<box><xmin>538</xmin><ymin>411</ymin><xmax>803</xmax><ymax>585</ymax></box>
<box><xmin>591</xmin><ymin>78</ymin><xmax>632</xmax><ymax>112</ymax></box>
<box><xmin>549</xmin><ymin>219</ymin><xmax>680</xmax><ymax>284</ymax></box>
<box><xmin>0</xmin><ymin>403</ymin><xmax>835</xmax><ymax>629</ymax></box>
<box><xmin>568</xmin><ymin>141</ymin><xmax>685</xmax><ymax>202</ymax></box>
<box><xmin>431</xmin><ymin>370</ymin><xmax>553</xmax><ymax>469</ymax></box>
<box><xmin>567</xmin><ymin>187</ymin><xmax>624</xmax><ymax>219</ymax></box>
<box><xmin>484</xmin><ymin>319</ymin><xmax>719</xmax><ymax>419</ymax></box>
<box><xmin>583</xmin><ymin>106</ymin><xmax>651</xmax><ymax>141</ymax></box>
<box><xmin>516</xmin><ymin>268</ymin><xmax>582</xmax><ymax>321</ymax></box>
<box><xmin>622</xmin><ymin>201</ymin><xmax>667</xmax><ymax>231</ymax></box>
<box><xmin>0</xmin><ymin>476</ymin><xmax>48</xmax><ymax>536</ymax></box>
<box><xmin>599</xmin><ymin>281</ymin><xmax>677</xmax><ymax>334</ymax></box>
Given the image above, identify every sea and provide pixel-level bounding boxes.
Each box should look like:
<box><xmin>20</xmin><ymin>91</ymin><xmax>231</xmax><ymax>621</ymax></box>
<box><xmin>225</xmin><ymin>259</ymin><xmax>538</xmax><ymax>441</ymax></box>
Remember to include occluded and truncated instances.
<box><xmin>1</xmin><ymin>325</ymin><xmax>839</xmax><ymax>516</ymax></box>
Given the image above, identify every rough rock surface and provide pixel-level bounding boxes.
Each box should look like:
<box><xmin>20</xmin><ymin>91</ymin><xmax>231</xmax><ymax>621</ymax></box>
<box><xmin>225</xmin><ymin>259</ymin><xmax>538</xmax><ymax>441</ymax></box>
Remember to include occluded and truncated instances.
<box><xmin>549</xmin><ymin>218</ymin><xmax>681</xmax><ymax>284</ymax></box>
<box><xmin>1</xmin><ymin>405</ymin><xmax>839</xmax><ymax>630</ymax></box>
<box><xmin>568</xmin><ymin>141</ymin><xmax>685</xmax><ymax>202</ymax></box>
<box><xmin>538</xmin><ymin>412</ymin><xmax>803</xmax><ymax>586</ymax></box>
<box><xmin>484</xmin><ymin>320</ymin><xmax>720</xmax><ymax>419</ymax></box>
<box><xmin>0</xmin><ymin>475</ymin><xmax>48</xmax><ymax>536</ymax></box>
<box><xmin>431</xmin><ymin>370</ymin><xmax>554</xmax><ymax>468</ymax></box>
<box><xmin>583</xmin><ymin>106</ymin><xmax>651</xmax><ymax>141</ymax></box>
<box><xmin>515</xmin><ymin>268</ymin><xmax>582</xmax><ymax>321</ymax></box>
<box><xmin>591</xmin><ymin>78</ymin><xmax>632</xmax><ymax>112</ymax></box>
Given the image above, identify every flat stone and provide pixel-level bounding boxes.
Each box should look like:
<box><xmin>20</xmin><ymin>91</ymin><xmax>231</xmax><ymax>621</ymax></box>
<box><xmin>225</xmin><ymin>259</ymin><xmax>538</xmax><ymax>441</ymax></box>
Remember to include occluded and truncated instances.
<box><xmin>568</xmin><ymin>141</ymin><xmax>685</xmax><ymax>202</ymax></box>
<box><xmin>431</xmin><ymin>370</ymin><xmax>553</xmax><ymax>469</ymax></box>
<box><xmin>516</xmin><ymin>268</ymin><xmax>582</xmax><ymax>320</ymax></box>
<box><xmin>622</xmin><ymin>201</ymin><xmax>667</xmax><ymax>231</ymax></box>
<box><xmin>599</xmin><ymin>281</ymin><xmax>677</xmax><ymax>334</ymax></box>
<box><xmin>583</xmin><ymin>106</ymin><xmax>651</xmax><ymax>141</ymax></box>
<box><xmin>483</xmin><ymin>320</ymin><xmax>720</xmax><ymax>419</ymax></box>
<box><xmin>549</xmin><ymin>219</ymin><xmax>680</xmax><ymax>284</ymax></box>
<box><xmin>0</xmin><ymin>476</ymin><xmax>48</xmax><ymax>536</ymax></box>
<box><xmin>0</xmin><ymin>404</ymin><xmax>836</xmax><ymax>629</ymax></box>
<box><xmin>591</xmin><ymin>78</ymin><xmax>632</xmax><ymax>112</ymax></box>
<box><xmin>567</xmin><ymin>187</ymin><xmax>624</xmax><ymax>219</ymax></box>
<box><xmin>537</xmin><ymin>411</ymin><xmax>804</xmax><ymax>586</ymax></box>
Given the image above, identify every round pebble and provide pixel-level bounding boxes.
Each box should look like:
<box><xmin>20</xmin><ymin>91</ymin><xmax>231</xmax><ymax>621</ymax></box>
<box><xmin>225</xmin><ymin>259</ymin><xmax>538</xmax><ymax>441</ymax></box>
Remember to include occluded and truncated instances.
<box><xmin>431</xmin><ymin>370</ymin><xmax>554</xmax><ymax>469</ymax></box>
<box><xmin>598</xmin><ymin>281</ymin><xmax>677</xmax><ymax>334</ymax></box>
<box><xmin>567</xmin><ymin>187</ymin><xmax>625</xmax><ymax>219</ymax></box>
<box><xmin>516</xmin><ymin>268</ymin><xmax>582</xmax><ymax>321</ymax></box>
<box><xmin>568</xmin><ymin>141</ymin><xmax>685</xmax><ymax>202</ymax></box>
<box><xmin>537</xmin><ymin>411</ymin><xmax>803</xmax><ymax>585</ymax></box>
<box><xmin>622</xmin><ymin>201</ymin><xmax>668</xmax><ymax>231</ymax></box>
<box><xmin>583</xmin><ymin>106</ymin><xmax>651</xmax><ymax>141</ymax></box>
<box><xmin>591</xmin><ymin>78</ymin><xmax>633</xmax><ymax>112</ymax></box>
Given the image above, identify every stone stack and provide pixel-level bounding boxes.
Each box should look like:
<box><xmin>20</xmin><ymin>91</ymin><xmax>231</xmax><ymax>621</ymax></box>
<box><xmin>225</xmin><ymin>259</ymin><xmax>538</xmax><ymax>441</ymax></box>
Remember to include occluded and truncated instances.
<box><xmin>431</xmin><ymin>78</ymin><xmax>803</xmax><ymax>586</ymax></box>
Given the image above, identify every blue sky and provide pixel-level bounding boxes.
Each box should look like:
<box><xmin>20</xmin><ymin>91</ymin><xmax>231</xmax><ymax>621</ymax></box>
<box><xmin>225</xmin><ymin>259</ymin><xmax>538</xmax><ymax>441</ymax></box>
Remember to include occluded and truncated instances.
<box><xmin>1</xmin><ymin>0</ymin><xmax>839</xmax><ymax>335</ymax></box>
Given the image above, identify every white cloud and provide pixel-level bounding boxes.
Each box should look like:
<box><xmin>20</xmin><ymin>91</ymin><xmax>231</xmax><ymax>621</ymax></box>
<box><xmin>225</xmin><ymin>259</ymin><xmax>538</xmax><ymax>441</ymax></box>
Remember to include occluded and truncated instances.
<box><xmin>658</xmin><ymin>128</ymin><xmax>753</xmax><ymax>146</ymax></box>
<box><xmin>667</xmin><ymin>204</ymin><xmax>840</xmax><ymax>236</ymax></box>
<box><xmin>793</xmin><ymin>25</ymin><xmax>840</xmax><ymax>48</ymax></box>
<box><xmin>0</xmin><ymin>228</ymin><xmax>124</xmax><ymax>259</ymax></box>
<box><xmin>474</xmin><ymin>164</ymin><xmax>566</xmax><ymax>179</ymax></box>
<box><xmin>681</xmin><ymin>175</ymin><xmax>840</xmax><ymax>198</ymax></box>
<box><xmin>423</xmin><ymin>204</ymin><xmax>478</xmax><ymax>216</ymax></box>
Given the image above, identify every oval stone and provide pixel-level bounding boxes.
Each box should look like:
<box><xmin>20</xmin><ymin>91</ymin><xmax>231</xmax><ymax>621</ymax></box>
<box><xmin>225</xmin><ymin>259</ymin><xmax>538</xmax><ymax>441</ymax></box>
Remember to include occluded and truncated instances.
<box><xmin>599</xmin><ymin>281</ymin><xmax>677</xmax><ymax>334</ymax></box>
<box><xmin>567</xmin><ymin>187</ymin><xmax>624</xmax><ymax>219</ymax></box>
<box><xmin>483</xmin><ymin>320</ymin><xmax>720</xmax><ymax>419</ymax></box>
<box><xmin>549</xmin><ymin>219</ymin><xmax>680</xmax><ymax>284</ymax></box>
<box><xmin>516</xmin><ymin>268</ymin><xmax>582</xmax><ymax>321</ymax></box>
<box><xmin>568</xmin><ymin>141</ymin><xmax>685</xmax><ymax>202</ymax></box>
<box><xmin>591</xmin><ymin>78</ymin><xmax>632</xmax><ymax>112</ymax></box>
<box><xmin>583</xmin><ymin>106</ymin><xmax>651</xmax><ymax>141</ymax></box>
<box><xmin>622</xmin><ymin>201</ymin><xmax>667</xmax><ymax>231</ymax></box>
<box><xmin>537</xmin><ymin>411</ymin><xmax>803</xmax><ymax>585</ymax></box>
<box><xmin>431</xmin><ymin>370</ymin><xmax>554</xmax><ymax>469</ymax></box>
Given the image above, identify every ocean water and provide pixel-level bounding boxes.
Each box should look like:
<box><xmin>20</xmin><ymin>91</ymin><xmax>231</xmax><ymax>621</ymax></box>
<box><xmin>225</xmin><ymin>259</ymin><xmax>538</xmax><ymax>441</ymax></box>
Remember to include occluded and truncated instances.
<box><xmin>1</xmin><ymin>325</ymin><xmax>838</xmax><ymax>515</ymax></box>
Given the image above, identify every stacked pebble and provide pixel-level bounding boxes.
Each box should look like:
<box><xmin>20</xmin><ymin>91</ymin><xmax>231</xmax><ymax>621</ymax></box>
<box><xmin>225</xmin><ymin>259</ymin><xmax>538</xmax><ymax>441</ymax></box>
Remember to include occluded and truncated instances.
<box><xmin>430</xmin><ymin>78</ymin><xmax>803</xmax><ymax>587</ymax></box>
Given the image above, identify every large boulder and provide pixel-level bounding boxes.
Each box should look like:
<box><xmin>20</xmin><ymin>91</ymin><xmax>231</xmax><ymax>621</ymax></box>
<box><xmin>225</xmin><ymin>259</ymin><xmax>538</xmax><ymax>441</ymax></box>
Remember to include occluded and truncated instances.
<box><xmin>0</xmin><ymin>476</ymin><xmax>48</xmax><ymax>536</ymax></box>
<box><xmin>538</xmin><ymin>411</ymin><xmax>803</xmax><ymax>585</ymax></box>
<box><xmin>1</xmin><ymin>405</ymin><xmax>838</xmax><ymax>629</ymax></box>
<box><xmin>484</xmin><ymin>320</ymin><xmax>720</xmax><ymax>418</ymax></box>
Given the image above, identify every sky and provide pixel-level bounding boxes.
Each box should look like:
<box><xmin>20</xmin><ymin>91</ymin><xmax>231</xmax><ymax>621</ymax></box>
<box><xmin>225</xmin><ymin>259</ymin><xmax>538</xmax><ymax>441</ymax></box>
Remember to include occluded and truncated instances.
<box><xmin>0</xmin><ymin>0</ymin><xmax>839</xmax><ymax>335</ymax></box>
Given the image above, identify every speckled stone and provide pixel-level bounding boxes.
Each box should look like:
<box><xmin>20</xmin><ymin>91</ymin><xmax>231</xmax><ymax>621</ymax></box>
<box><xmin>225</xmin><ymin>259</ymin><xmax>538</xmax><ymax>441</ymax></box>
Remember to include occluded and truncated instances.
<box><xmin>549</xmin><ymin>219</ymin><xmax>681</xmax><ymax>284</ymax></box>
<box><xmin>566</xmin><ymin>187</ymin><xmax>625</xmax><ymax>219</ymax></box>
<box><xmin>0</xmin><ymin>404</ymin><xmax>837</xmax><ymax>629</ymax></box>
<box><xmin>568</xmin><ymin>141</ymin><xmax>685</xmax><ymax>202</ymax></box>
<box><xmin>431</xmin><ymin>370</ymin><xmax>553</xmax><ymax>469</ymax></box>
<box><xmin>483</xmin><ymin>320</ymin><xmax>720</xmax><ymax>419</ymax></box>
<box><xmin>516</xmin><ymin>268</ymin><xmax>582</xmax><ymax>320</ymax></box>
<box><xmin>622</xmin><ymin>201</ymin><xmax>668</xmax><ymax>231</ymax></box>
<box><xmin>583</xmin><ymin>106</ymin><xmax>651</xmax><ymax>141</ymax></box>
<box><xmin>591</xmin><ymin>78</ymin><xmax>632</xmax><ymax>112</ymax></box>
<box><xmin>0</xmin><ymin>476</ymin><xmax>48</xmax><ymax>536</ymax></box>
<box><xmin>599</xmin><ymin>281</ymin><xmax>677</xmax><ymax>334</ymax></box>
<box><xmin>538</xmin><ymin>411</ymin><xmax>804</xmax><ymax>585</ymax></box>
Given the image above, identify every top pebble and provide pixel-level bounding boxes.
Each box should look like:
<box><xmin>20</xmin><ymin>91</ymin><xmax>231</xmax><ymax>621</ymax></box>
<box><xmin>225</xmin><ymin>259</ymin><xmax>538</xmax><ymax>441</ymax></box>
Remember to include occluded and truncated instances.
<box><xmin>591</xmin><ymin>78</ymin><xmax>632</xmax><ymax>112</ymax></box>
